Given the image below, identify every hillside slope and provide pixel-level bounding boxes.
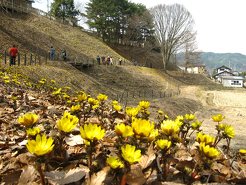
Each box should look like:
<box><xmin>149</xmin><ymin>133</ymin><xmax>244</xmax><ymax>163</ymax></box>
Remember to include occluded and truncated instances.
<box><xmin>0</xmin><ymin>11</ymin><xmax>128</xmax><ymax>63</ymax></box>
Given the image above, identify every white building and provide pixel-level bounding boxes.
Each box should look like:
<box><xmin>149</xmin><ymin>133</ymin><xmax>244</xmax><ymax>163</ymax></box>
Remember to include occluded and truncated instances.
<box><xmin>221</xmin><ymin>76</ymin><xmax>244</xmax><ymax>88</ymax></box>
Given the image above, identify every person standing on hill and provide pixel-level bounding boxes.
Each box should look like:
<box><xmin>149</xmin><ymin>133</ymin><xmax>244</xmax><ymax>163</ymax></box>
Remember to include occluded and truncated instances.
<box><xmin>9</xmin><ymin>45</ymin><xmax>18</xmax><ymax>66</ymax></box>
<box><xmin>61</xmin><ymin>49</ymin><xmax>67</xmax><ymax>61</ymax></box>
<box><xmin>96</xmin><ymin>55</ymin><xmax>100</xmax><ymax>65</ymax></box>
<box><xmin>50</xmin><ymin>46</ymin><xmax>55</xmax><ymax>60</ymax></box>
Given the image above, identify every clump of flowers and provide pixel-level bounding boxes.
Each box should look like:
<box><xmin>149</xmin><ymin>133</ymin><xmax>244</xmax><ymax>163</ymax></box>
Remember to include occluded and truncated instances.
<box><xmin>70</xmin><ymin>104</ymin><xmax>81</xmax><ymax>113</ymax></box>
<box><xmin>156</xmin><ymin>139</ymin><xmax>171</xmax><ymax>151</ymax></box>
<box><xmin>106</xmin><ymin>156</ymin><xmax>124</xmax><ymax>169</ymax></box>
<box><xmin>126</xmin><ymin>106</ymin><xmax>139</xmax><ymax>118</ymax></box>
<box><xmin>115</xmin><ymin>123</ymin><xmax>134</xmax><ymax>138</ymax></box>
<box><xmin>199</xmin><ymin>142</ymin><xmax>220</xmax><ymax>159</ymax></box>
<box><xmin>26</xmin><ymin>134</ymin><xmax>54</xmax><ymax>156</ymax></box>
<box><xmin>196</xmin><ymin>132</ymin><xmax>215</xmax><ymax>145</ymax></box>
<box><xmin>18</xmin><ymin>112</ymin><xmax>39</xmax><ymax>127</ymax></box>
<box><xmin>161</xmin><ymin>119</ymin><xmax>180</xmax><ymax>137</ymax></box>
<box><xmin>131</xmin><ymin>118</ymin><xmax>154</xmax><ymax>138</ymax></box>
<box><xmin>121</xmin><ymin>144</ymin><xmax>141</xmax><ymax>164</ymax></box>
<box><xmin>56</xmin><ymin>112</ymin><xmax>79</xmax><ymax>133</ymax></box>
<box><xmin>212</xmin><ymin>114</ymin><xmax>224</xmax><ymax>123</ymax></box>
<box><xmin>112</xmin><ymin>100</ymin><xmax>122</xmax><ymax>112</ymax></box>
<box><xmin>97</xmin><ymin>93</ymin><xmax>108</xmax><ymax>102</ymax></box>
<box><xmin>26</xmin><ymin>127</ymin><xmax>41</xmax><ymax>136</ymax></box>
<box><xmin>80</xmin><ymin>123</ymin><xmax>105</xmax><ymax>143</ymax></box>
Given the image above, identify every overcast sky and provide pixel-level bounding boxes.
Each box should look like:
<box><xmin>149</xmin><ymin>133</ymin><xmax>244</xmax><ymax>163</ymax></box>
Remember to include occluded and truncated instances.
<box><xmin>33</xmin><ymin>0</ymin><xmax>246</xmax><ymax>55</ymax></box>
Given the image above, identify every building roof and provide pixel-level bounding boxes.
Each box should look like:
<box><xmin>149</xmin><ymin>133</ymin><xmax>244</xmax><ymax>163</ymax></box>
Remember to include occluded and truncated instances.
<box><xmin>216</xmin><ymin>65</ymin><xmax>232</xmax><ymax>70</ymax></box>
<box><xmin>213</xmin><ymin>71</ymin><xmax>235</xmax><ymax>77</ymax></box>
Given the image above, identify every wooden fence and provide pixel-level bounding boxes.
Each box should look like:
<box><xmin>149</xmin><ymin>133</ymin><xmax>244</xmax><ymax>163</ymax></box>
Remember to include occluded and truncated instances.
<box><xmin>115</xmin><ymin>88</ymin><xmax>181</xmax><ymax>103</ymax></box>
<box><xmin>1</xmin><ymin>51</ymin><xmax>46</xmax><ymax>66</ymax></box>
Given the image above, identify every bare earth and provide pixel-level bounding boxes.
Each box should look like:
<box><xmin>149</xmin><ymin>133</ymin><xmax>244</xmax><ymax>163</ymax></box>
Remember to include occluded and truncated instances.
<box><xmin>180</xmin><ymin>86</ymin><xmax>246</xmax><ymax>150</ymax></box>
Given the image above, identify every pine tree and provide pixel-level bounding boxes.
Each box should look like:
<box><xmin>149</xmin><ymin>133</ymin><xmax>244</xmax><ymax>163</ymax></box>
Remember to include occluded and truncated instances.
<box><xmin>50</xmin><ymin>0</ymin><xmax>79</xmax><ymax>25</ymax></box>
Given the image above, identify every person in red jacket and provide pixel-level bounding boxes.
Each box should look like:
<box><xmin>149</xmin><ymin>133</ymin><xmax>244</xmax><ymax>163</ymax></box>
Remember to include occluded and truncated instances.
<box><xmin>9</xmin><ymin>45</ymin><xmax>18</xmax><ymax>66</ymax></box>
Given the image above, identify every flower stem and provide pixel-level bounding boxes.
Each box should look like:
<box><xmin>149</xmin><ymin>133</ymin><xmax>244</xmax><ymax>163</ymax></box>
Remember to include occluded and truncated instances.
<box><xmin>120</xmin><ymin>174</ymin><xmax>127</xmax><ymax>185</ymax></box>
<box><xmin>37</xmin><ymin>162</ymin><xmax>45</xmax><ymax>185</ymax></box>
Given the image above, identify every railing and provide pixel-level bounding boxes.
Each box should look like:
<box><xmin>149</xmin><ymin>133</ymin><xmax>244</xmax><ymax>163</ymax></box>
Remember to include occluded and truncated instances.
<box><xmin>115</xmin><ymin>89</ymin><xmax>180</xmax><ymax>103</ymax></box>
<box><xmin>0</xmin><ymin>50</ymin><xmax>47</xmax><ymax>66</ymax></box>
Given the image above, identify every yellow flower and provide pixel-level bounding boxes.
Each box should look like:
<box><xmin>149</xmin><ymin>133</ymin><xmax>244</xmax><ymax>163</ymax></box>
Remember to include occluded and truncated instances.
<box><xmin>18</xmin><ymin>112</ymin><xmax>39</xmax><ymax>127</ymax></box>
<box><xmin>212</xmin><ymin>114</ymin><xmax>224</xmax><ymax>122</ymax></box>
<box><xmin>184</xmin><ymin>114</ymin><xmax>196</xmax><ymax>121</ymax></box>
<box><xmin>97</xmin><ymin>93</ymin><xmax>108</xmax><ymax>101</ymax></box>
<box><xmin>223</xmin><ymin>125</ymin><xmax>235</xmax><ymax>138</ymax></box>
<box><xmin>161</xmin><ymin>120</ymin><xmax>180</xmax><ymax>136</ymax></box>
<box><xmin>115</xmin><ymin>123</ymin><xmax>134</xmax><ymax>138</ymax></box>
<box><xmin>88</xmin><ymin>98</ymin><xmax>99</xmax><ymax>105</ymax></box>
<box><xmin>126</xmin><ymin>107</ymin><xmax>139</xmax><ymax>117</ymax></box>
<box><xmin>57</xmin><ymin>112</ymin><xmax>79</xmax><ymax>133</ymax></box>
<box><xmin>50</xmin><ymin>80</ymin><xmax>56</xmax><ymax>83</ymax></box>
<box><xmin>77</xmin><ymin>92</ymin><xmax>87</xmax><ymax>102</ymax></box>
<box><xmin>196</xmin><ymin>132</ymin><xmax>215</xmax><ymax>145</ymax></box>
<box><xmin>131</xmin><ymin>118</ymin><xmax>154</xmax><ymax>137</ymax></box>
<box><xmin>39</xmin><ymin>78</ymin><xmax>46</xmax><ymax>84</ymax></box>
<box><xmin>26</xmin><ymin>127</ymin><xmax>40</xmax><ymax>136</ymax></box>
<box><xmin>175</xmin><ymin>115</ymin><xmax>184</xmax><ymax>122</ymax></box>
<box><xmin>121</xmin><ymin>144</ymin><xmax>141</xmax><ymax>164</ymax></box>
<box><xmin>92</xmin><ymin>104</ymin><xmax>100</xmax><ymax>110</ymax></box>
<box><xmin>52</xmin><ymin>88</ymin><xmax>62</xmax><ymax>95</ymax></box>
<box><xmin>199</xmin><ymin>142</ymin><xmax>219</xmax><ymax>159</ymax></box>
<box><xmin>26</xmin><ymin>134</ymin><xmax>54</xmax><ymax>156</ymax></box>
<box><xmin>217</xmin><ymin>123</ymin><xmax>225</xmax><ymax>130</ymax></box>
<box><xmin>158</xmin><ymin>110</ymin><xmax>164</xmax><ymax>115</ymax></box>
<box><xmin>148</xmin><ymin>129</ymin><xmax>159</xmax><ymax>141</ymax></box>
<box><xmin>239</xmin><ymin>149</ymin><xmax>246</xmax><ymax>155</ymax></box>
<box><xmin>138</xmin><ymin>101</ymin><xmax>150</xmax><ymax>109</ymax></box>
<box><xmin>3</xmin><ymin>75</ymin><xmax>9</xmax><ymax>80</ymax></box>
<box><xmin>191</xmin><ymin>120</ymin><xmax>202</xmax><ymax>130</ymax></box>
<box><xmin>106</xmin><ymin>156</ymin><xmax>124</xmax><ymax>169</ymax></box>
<box><xmin>156</xmin><ymin>139</ymin><xmax>172</xmax><ymax>150</ymax></box>
<box><xmin>70</xmin><ymin>104</ymin><xmax>81</xmax><ymax>113</ymax></box>
<box><xmin>113</xmin><ymin>104</ymin><xmax>122</xmax><ymax>112</ymax></box>
<box><xmin>80</xmin><ymin>123</ymin><xmax>105</xmax><ymax>141</ymax></box>
<box><xmin>62</xmin><ymin>93</ymin><xmax>70</xmax><ymax>99</ymax></box>
<box><xmin>112</xmin><ymin>100</ymin><xmax>119</xmax><ymax>105</ymax></box>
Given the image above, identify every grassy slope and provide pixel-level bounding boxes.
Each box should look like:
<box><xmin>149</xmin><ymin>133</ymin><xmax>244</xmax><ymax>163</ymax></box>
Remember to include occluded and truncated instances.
<box><xmin>0</xmin><ymin>12</ymin><xmax>127</xmax><ymax>63</ymax></box>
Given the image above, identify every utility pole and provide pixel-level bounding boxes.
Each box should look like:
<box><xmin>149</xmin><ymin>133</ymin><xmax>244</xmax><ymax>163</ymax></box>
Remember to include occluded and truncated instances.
<box><xmin>47</xmin><ymin>0</ymin><xmax>49</xmax><ymax>12</ymax></box>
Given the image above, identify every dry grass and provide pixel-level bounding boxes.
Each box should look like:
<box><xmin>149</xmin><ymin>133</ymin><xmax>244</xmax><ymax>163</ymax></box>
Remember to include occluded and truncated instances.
<box><xmin>0</xmin><ymin>12</ymin><xmax>128</xmax><ymax>64</ymax></box>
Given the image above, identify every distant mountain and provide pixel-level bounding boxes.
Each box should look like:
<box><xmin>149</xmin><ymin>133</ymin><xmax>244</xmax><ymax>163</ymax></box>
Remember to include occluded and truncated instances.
<box><xmin>176</xmin><ymin>52</ymin><xmax>246</xmax><ymax>74</ymax></box>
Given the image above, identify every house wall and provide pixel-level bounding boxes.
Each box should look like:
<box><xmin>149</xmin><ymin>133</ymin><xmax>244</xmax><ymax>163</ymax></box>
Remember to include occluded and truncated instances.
<box><xmin>187</xmin><ymin>67</ymin><xmax>199</xmax><ymax>74</ymax></box>
<box><xmin>222</xmin><ymin>79</ymin><xmax>243</xmax><ymax>87</ymax></box>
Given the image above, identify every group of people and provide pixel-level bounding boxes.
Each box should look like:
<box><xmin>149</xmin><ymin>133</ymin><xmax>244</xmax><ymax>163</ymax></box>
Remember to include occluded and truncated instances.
<box><xmin>49</xmin><ymin>46</ymin><xmax>67</xmax><ymax>61</ymax></box>
<box><xmin>96</xmin><ymin>55</ymin><xmax>123</xmax><ymax>65</ymax></box>
<box><xmin>7</xmin><ymin>45</ymin><xmax>67</xmax><ymax>66</ymax></box>
<box><xmin>7</xmin><ymin>45</ymin><xmax>126</xmax><ymax>66</ymax></box>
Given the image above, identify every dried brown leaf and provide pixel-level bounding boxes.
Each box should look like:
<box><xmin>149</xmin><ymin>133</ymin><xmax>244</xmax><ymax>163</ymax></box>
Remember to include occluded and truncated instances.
<box><xmin>87</xmin><ymin>166</ymin><xmax>110</xmax><ymax>185</ymax></box>
<box><xmin>139</xmin><ymin>144</ymin><xmax>156</xmax><ymax>170</ymax></box>
<box><xmin>18</xmin><ymin>165</ymin><xmax>37</xmax><ymax>185</ymax></box>
<box><xmin>65</xmin><ymin>134</ymin><xmax>84</xmax><ymax>146</ymax></box>
<box><xmin>126</xmin><ymin>164</ymin><xmax>146</xmax><ymax>185</ymax></box>
<box><xmin>45</xmin><ymin>166</ymin><xmax>89</xmax><ymax>185</ymax></box>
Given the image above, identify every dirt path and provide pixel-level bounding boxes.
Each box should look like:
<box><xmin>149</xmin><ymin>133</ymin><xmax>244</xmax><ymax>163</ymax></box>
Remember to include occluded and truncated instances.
<box><xmin>180</xmin><ymin>86</ymin><xmax>246</xmax><ymax>150</ymax></box>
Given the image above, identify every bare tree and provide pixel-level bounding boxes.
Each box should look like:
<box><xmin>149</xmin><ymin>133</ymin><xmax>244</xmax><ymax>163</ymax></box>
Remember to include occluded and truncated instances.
<box><xmin>150</xmin><ymin>4</ymin><xmax>196</xmax><ymax>70</ymax></box>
